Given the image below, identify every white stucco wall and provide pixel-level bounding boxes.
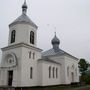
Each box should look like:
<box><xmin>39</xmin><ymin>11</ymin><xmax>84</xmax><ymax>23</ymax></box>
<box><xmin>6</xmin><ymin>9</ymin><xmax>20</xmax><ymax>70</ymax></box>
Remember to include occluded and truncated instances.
<box><xmin>46</xmin><ymin>54</ymin><xmax>79</xmax><ymax>84</ymax></box>
<box><xmin>49</xmin><ymin>55</ymin><xmax>66</xmax><ymax>84</ymax></box>
<box><xmin>64</xmin><ymin>55</ymin><xmax>79</xmax><ymax>84</ymax></box>
<box><xmin>38</xmin><ymin>60</ymin><xmax>61</xmax><ymax>86</ymax></box>
<box><xmin>37</xmin><ymin>61</ymin><xmax>43</xmax><ymax>86</ymax></box>
<box><xmin>20</xmin><ymin>46</ymin><xmax>41</xmax><ymax>87</ymax></box>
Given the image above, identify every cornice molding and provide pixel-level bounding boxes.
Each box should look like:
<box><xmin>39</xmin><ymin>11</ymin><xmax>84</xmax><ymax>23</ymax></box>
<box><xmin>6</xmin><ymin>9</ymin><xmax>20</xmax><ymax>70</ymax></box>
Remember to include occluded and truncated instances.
<box><xmin>1</xmin><ymin>42</ymin><xmax>42</xmax><ymax>52</ymax></box>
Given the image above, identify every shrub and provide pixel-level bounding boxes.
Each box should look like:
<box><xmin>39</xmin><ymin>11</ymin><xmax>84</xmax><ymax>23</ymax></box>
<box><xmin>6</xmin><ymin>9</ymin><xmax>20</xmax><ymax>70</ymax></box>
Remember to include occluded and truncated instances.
<box><xmin>80</xmin><ymin>74</ymin><xmax>90</xmax><ymax>85</ymax></box>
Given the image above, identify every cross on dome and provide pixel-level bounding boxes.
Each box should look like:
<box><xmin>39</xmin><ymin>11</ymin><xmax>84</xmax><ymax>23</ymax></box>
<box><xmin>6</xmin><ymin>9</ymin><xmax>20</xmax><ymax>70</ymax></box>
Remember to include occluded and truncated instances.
<box><xmin>55</xmin><ymin>32</ymin><xmax>56</xmax><ymax>36</ymax></box>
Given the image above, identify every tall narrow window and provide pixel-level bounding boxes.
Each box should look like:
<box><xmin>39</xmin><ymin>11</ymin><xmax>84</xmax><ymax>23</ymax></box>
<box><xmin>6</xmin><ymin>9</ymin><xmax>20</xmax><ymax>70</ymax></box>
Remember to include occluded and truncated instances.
<box><xmin>29</xmin><ymin>51</ymin><xmax>31</xmax><ymax>58</ymax></box>
<box><xmin>67</xmin><ymin>66</ymin><xmax>69</xmax><ymax>77</ymax></box>
<box><xmin>33</xmin><ymin>53</ymin><xmax>35</xmax><ymax>59</ymax></box>
<box><xmin>30</xmin><ymin>31</ymin><xmax>34</xmax><ymax>44</ymax></box>
<box><xmin>53</xmin><ymin>67</ymin><xmax>55</xmax><ymax>78</ymax></box>
<box><xmin>75</xmin><ymin>68</ymin><xmax>77</xmax><ymax>76</ymax></box>
<box><xmin>56</xmin><ymin>68</ymin><xmax>58</xmax><ymax>78</ymax></box>
<box><xmin>11</xmin><ymin>30</ymin><xmax>16</xmax><ymax>43</ymax></box>
<box><xmin>30</xmin><ymin>67</ymin><xmax>33</xmax><ymax>79</ymax></box>
<box><xmin>49</xmin><ymin>66</ymin><xmax>51</xmax><ymax>78</ymax></box>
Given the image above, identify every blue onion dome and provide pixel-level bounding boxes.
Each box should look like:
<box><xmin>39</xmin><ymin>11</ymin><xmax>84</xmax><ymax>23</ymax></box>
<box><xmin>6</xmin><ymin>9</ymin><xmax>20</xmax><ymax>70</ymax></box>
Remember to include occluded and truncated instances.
<box><xmin>51</xmin><ymin>33</ymin><xmax>60</xmax><ymax>52</ymax></box>
<box><xmin>51</xmin><ymin>34</ymin><xmax>60</xmax><ymax>45</ymax></box>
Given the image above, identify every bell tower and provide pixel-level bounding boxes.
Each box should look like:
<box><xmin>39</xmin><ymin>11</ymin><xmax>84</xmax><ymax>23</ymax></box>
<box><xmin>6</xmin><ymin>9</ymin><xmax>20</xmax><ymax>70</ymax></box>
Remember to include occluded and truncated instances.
<box><xmin>8</xmin><ymin>0</ymin><xmax>38</xmax><ymax>47</ymax></box>
<box><xmin>0</xmin><ymin>0</ymin><xmax>42</xmax><ymax>87</ymax></box>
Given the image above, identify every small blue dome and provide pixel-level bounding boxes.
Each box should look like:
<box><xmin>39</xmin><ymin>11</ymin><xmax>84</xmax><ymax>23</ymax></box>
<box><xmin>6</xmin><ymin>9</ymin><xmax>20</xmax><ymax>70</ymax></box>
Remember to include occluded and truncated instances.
<box><xmin>51</xmin><ymin>34</ymin><xmax>60</xmax><ymax>45</ymax></box>
<box><xmin>22</xmin><ymin>1</ymin><xmax>27</xmax><ymax>9</ymax></box>
<box><xmin>51</xmin><ymin>34</ymin><xmax>60</xmax><ymax>52</ymax></box>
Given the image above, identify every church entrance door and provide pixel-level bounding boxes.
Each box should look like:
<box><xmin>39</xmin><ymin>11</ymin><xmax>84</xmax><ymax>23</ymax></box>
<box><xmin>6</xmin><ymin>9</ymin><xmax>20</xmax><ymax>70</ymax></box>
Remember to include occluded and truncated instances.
<box><xmin>8</xmin><ymin>70</ymin><xmax>13</xmax><ymax>86</ymax></box>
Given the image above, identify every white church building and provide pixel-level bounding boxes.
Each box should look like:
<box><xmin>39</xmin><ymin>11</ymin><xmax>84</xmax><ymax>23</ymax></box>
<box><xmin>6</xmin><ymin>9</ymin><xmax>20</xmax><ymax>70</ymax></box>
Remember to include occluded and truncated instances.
<box><xmin>0</xmin><ymin>1</ymin><xmax>79</xmax><ymax>87</ymax></box>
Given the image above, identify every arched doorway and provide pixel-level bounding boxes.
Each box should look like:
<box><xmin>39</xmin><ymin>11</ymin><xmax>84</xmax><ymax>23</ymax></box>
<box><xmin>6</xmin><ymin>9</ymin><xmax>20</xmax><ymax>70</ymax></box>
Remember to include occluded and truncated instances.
<box><xmin>8</xmin><ymin>70</ymin><xmax>13</xmax><ymax>86</ymax></box>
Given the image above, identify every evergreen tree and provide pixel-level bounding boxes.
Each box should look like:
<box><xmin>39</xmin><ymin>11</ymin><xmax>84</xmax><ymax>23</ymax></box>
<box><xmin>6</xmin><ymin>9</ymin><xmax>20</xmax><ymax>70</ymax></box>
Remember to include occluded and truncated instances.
<box><xmin>78</xmin><ymin>59</ymin><xmax>89</xmax><ymax>83</ymax></box>
<box><xmin>78</xmin><ymin>59</ymin><xmax>88</xmax><ymax>74</ymax></box>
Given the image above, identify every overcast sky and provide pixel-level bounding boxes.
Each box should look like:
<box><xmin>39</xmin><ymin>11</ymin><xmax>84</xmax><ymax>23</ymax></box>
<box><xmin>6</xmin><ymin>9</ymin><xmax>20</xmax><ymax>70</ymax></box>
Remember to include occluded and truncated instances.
<box><xmin>0</xmin><ymin>0</ymin><xmax>90</xmax><ymax>62</ymax></box>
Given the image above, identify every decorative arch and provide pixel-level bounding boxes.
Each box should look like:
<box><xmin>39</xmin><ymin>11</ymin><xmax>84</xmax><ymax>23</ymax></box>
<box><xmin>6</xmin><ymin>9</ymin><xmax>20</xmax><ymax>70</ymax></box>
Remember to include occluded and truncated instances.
<box><xmin>30</xmin><ymin>31</ymin><xmax>34</xmax><ymax>44</ymax></box>
<box><xmin>2</xmin><ymin>53</ymin><xmax>17</xmax><ymax>68</ymax></box>
<box><xmin>11</xmin><ymin>30</ymin><xmax>16</xmax><ymax>43</ymax></box>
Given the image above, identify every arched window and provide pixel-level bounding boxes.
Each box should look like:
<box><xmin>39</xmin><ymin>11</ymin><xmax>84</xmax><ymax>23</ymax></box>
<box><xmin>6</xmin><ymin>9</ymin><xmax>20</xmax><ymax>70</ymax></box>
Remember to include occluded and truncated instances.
<box><xmin>56</xmin><ymin>68</ymin><xmax>58</xmax><ymax>78</ymax></box>
<box><xmin>67</xmin><ymin>66</ymin><xmax>69</xmax><ymax>77</ymax></box>
<box><xmin>30</xmin><ymin>31</ymin><xmax>34</xmax><ymax>44</ymax></box>
<box><xmin>11</xmin><ymin>30</ymin><xmax>16</xmax><ymax>43</ymax></box>
<box><xmin>49</xmin><ymin>66</ymin><xmax>51</xmax><ymax>78</ymax></box>
<box><xmin>53</xmin><ymin>67</ymin><xmax>55</xmax><ymax>78</ymax></box>
<box><xmin>30</xmin><ymin>67</ymin><xmax>33</xmax><ymax>79</ymax></box>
